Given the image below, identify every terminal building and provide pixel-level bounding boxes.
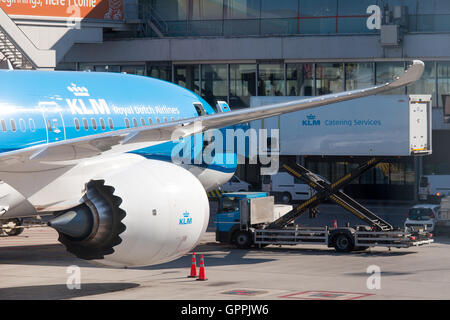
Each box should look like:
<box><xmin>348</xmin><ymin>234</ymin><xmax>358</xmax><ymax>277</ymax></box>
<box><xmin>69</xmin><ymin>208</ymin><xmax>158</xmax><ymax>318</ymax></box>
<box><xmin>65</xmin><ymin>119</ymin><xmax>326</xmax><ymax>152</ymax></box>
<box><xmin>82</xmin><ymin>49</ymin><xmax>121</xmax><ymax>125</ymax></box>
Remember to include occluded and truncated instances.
<box><xmin>0</xmin><ymin>0</ymin><xmax>449</xmax><ymax>200</ymax></box>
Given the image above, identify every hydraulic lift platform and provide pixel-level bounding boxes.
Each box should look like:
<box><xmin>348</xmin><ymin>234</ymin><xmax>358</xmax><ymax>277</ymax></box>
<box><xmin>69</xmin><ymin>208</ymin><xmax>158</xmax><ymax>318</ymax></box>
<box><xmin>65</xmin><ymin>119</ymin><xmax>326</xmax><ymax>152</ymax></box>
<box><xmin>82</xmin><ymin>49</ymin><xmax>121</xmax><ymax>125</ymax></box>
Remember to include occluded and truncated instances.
<box><xmin>267</xmin><ymin>157</ymin><xmax>393</xmax><ymax>231</ymax></box>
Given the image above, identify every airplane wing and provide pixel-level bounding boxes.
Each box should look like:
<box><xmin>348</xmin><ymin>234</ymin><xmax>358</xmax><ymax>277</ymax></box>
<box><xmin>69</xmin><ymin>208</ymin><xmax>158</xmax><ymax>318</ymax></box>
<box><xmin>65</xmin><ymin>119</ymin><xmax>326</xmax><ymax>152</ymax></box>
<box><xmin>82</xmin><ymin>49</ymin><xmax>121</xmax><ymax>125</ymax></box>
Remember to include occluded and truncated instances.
<box><xmin>0</xmin><ymin>60</ymin><xmax>424</xmax><ymax>169</ymax></box>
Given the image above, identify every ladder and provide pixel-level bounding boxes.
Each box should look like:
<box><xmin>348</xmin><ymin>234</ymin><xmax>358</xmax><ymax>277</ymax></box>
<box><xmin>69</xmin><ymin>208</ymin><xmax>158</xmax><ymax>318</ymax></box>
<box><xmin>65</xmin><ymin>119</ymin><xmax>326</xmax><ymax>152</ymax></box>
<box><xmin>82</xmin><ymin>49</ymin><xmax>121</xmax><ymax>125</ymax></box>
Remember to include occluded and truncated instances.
<box><xmin>266</xmin><ymin>157</ymin><xmax>393</xmax><ymax>231</ymax></box>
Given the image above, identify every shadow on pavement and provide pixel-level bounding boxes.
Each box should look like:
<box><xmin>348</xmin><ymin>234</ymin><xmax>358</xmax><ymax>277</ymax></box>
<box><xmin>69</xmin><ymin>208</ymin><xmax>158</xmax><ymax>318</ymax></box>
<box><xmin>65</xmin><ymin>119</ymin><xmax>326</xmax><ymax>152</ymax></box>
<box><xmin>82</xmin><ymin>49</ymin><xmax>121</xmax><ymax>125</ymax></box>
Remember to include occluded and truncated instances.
<box><xmin>0</xmin><ymin>282</ymin><xmax>140</xmax><ymax>299</ymax></box>
<box><xmin>0</xmin><ymin>244</ymin><xmax>94</xmax><ymax>268</ymax></box>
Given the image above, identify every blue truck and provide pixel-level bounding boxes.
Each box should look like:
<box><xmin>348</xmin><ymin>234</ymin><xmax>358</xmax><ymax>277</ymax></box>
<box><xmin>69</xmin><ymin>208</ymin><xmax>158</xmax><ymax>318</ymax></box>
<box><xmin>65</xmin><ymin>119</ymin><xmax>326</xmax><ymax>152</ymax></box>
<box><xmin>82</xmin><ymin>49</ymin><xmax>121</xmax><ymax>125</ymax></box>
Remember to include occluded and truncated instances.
<box><xmin>214</xmin><ymin>192</ymin><xmax>292</xmax><ymax>248</ymax></box>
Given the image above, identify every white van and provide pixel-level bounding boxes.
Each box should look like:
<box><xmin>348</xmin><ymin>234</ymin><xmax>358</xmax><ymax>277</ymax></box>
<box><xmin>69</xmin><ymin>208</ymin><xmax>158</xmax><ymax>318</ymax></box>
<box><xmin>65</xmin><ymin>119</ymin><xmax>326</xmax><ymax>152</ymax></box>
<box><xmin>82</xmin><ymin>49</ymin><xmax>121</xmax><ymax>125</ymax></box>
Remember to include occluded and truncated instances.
<box><xmin>419</xmin><ymin>175</ymin><xmax>450</xmax><ymax>201</ymax></box>
<box><xmin>261</xmin><ymin>172</ymin><xmax>312</xmax><ymax>203</ymax></box>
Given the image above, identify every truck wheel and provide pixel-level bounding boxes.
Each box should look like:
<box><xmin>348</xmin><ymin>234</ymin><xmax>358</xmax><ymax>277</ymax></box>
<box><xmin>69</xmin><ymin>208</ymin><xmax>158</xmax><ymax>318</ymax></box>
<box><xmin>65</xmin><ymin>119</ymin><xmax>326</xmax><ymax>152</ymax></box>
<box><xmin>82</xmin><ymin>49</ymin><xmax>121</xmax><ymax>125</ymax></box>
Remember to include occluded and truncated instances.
<box><xmin>233</xmin><ymin>230</ymin><xmax>253</xmax><ymax>249</ymax></box>
<box><xmin>281</xmin><ymin>192</ymin><xmax>292</xmax><ymax>204</ymax></box>
<box><xmin>333</xmin><ymin>233</ymin><xmax>354</xmax><ymax>252</ymax></box>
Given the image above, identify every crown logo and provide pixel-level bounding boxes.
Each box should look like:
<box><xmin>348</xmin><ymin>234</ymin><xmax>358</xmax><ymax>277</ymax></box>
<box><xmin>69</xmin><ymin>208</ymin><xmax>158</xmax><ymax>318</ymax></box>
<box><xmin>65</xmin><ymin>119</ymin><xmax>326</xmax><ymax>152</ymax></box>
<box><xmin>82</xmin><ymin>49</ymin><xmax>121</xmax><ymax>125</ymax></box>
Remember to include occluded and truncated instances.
<box><xmin>306</xmin><ymin>114</ymin><xmax>316</xmax><ymax>120</ymax></box>
<box><xmin>183</xmin><ymin>212</ymin><xmax>190</xmax><ymax>217</ymax></box>
<box><xmin>67</xmin><ymin>83</ymin><xmax>90</xmax><ymax>97</ymax></box>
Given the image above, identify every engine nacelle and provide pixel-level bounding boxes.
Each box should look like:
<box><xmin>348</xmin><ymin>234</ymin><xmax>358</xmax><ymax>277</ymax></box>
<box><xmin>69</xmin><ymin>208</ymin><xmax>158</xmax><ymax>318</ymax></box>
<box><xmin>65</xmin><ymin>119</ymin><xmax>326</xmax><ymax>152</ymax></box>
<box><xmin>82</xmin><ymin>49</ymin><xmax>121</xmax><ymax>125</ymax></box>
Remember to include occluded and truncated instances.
<box><xmin>49</xmin><ymin>159</ymin><xmax>209</xmax><ymax>267</ymax></box>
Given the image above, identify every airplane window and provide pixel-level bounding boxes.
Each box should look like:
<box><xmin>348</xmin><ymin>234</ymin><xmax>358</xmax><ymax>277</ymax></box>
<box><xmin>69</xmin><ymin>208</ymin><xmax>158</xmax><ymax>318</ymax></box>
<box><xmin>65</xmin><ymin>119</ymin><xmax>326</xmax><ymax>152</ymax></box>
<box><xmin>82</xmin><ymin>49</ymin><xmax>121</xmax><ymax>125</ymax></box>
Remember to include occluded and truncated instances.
<box><xmin>140</xmin><ymin>118</ymin><xmax>146</xmax><ymax>126</ymax></box>
<box><xmin>82</xmin><ymin>118</ymin><xmax>89</xmax><ymax>130</ymax></box>
<box><xmin>19</xmin><ymin>119</ymin><xmax>26</xmax><ymax>132</ymax></box>
<box><xmin>132</xmin><ymin>118</ymin><xmax>138</xmax><ymax>127</ymax></box>
<box><xmin>29</xmin><ymin>119</ymin><xmax>35</xmax><ymax>132</ymax></box>
<box><xmin>74</xmin><ymin>118</ymin><xmax>80</xmax><ymax>131</ymax></box>
<box><xmin>108</xmin><ymin>118</ymin><xmax>114</xmax><ymax>130</ymax></box>
<box><xmin>148</xmin><ymin>118</ymin><xmax>153</xmax><ymax>125</ymax></box>
<box><xmin>156</xmin><ymin>118</ymin><xmax>160</xmax><ymax>123</ymax></box>
<box><xmin>1</xmin><ymin>120</ymin><xmax>6</xmax><ymax>132</ymax></box>
<box><xmin>11</xmin><ymin>120</ymin><xmax>17</xmax><ymax>132</ymax></box>
<box><xmin>91</xmin><ymin>118</ymin><xmax>97</xmax><ymax>130</ymax></box>
<box><xmin>100</xmin><ymin>118</ymin><xmax>106</xmax><ymax>130</ymax></box>
<box><xmin>125</xmin><ymin>118</ymin><xmax>130</xmax><ymax>128</ymax></box>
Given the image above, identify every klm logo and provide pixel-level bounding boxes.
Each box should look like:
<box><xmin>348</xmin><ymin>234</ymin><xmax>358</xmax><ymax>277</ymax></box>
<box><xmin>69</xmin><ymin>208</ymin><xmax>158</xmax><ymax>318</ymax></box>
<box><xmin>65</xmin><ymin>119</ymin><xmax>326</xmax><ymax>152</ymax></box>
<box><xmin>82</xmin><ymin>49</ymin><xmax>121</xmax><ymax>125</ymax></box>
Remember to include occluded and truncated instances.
<box><xmin>302</xmin><ymin>114</ymin><xmax>320</xmax><ymax>126</ymax></box>
<box><xmin>179</xmin><ymin>212</ymin><xmax>192</xmax><ymax>225</ymax></box>
<box><xmin>66</xmin><ymin>83</ymin><xmax>111</xmax><ymax>115</ymax></box>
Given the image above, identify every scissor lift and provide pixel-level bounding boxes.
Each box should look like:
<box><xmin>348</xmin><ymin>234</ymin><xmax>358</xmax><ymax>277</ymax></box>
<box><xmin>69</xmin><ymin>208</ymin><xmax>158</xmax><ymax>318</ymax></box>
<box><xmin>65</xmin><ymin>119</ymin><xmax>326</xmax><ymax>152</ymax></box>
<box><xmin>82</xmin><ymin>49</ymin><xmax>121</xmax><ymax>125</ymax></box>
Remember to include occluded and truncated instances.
<box><xmin>252</xmin><ymin>158</ymin><xmax>433</xmax><ymax>251</ymax></box>
<box><xmin>267</xmin><ymin>157</ymin><xmax>392</xmax><ymax>231</ymax></box>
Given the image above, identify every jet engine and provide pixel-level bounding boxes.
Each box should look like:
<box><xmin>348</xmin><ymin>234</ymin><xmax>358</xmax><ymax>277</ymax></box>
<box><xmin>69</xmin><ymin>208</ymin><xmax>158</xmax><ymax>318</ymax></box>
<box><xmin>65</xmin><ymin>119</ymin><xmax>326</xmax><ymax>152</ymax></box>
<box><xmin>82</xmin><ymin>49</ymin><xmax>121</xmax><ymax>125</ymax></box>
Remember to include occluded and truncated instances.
<box><xmin>48</xmin><ymin>159</ymin><xmax>209</xmax><ymax>267</ymax></box>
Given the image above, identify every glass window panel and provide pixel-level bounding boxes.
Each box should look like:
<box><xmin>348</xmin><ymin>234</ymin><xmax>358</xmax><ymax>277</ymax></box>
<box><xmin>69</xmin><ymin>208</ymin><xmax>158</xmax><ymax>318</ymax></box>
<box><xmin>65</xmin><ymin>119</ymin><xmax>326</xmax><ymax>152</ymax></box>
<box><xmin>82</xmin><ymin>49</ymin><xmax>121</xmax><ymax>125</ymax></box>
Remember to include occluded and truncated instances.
<box><xmin>261</xmin><ymin>0</ymin><xmax>298</xmax><ymax>18</ymax></box>
<box><xmin>360</xmin><ymin>167</ymin><xmax>375</xmax><ymax>184</ymax></box>
<box><xmin>94</xmin><ymin>65</ymin><xmax>106</xmax><ymax>72</ymax></box>
<box><xmin>416</xmin><ymin>14</ymin><xmax>450</xmax><ymax>32</ymax></box>
<box><xmin>192</xmin><ymin>0</ymin><xmax>224</xmax><ymax>20</ymax></box>
<box><xmin>188</xmin><ymin>20</ymin><xmax>223</xmax><ymax>36</ymax></box>
<box><xmin>317</xmin><ymin>161</ymin><xmax>330</xmax><ymax>181</ymax></box>
<box><xmin>376</xmin><ymin>62</ymin><xmax>405</xmax><ymax>95</ymax></box>
<box><xmin>147</xmin><ymin>64</ymin><xmax>172</xmax><ymax>81</ymax></box>
<box><xmin>79</xmin><ymin>63</ymin><xmax>94</xmax><ymax>72</ymax></box>
<box><xmin>258</xmin><ymin>64</ymin><xmax>285</xmax><ymax>96</ymax></box>
<box><xmin>348</xmin><ymin>163</ymin><xmax>360</xmax><ymax>184</ymax></box>
<box><xmin>316</xmin><ymin>63</ymin><xmax>343</xmax><ymax>95</ymax></box>
<box><xmin>175</xmin><ymin>65</ymin><xmax>200</xmax><ymax>94</ymax></box>
<box><xmin>224</xmin><ymin>0</ymin><xmax>261</xmax><ymax>19</ymax></box>
<box><xmin>437</xmin><ymin>62</ymin><xmax>450</xmax><ymax>108</ymax></box>
<box><xmin>338</xmin><ymin>17</ymin><xmax>377</xmax><ymax>34</ymax></box>
<box><xmin>345</xmin><ymin>63</ymin><xmax>374</xmax><ymax>90</ymax></box>
<box><xmin>106</xmin><ymin>65</ymin><xmax>120</xmax><ymax>73</ymax></box>
<box><xmin>375</xmin><ymin>162</ymin><xmax>389</xmax><ymax>185</ymax></box>
<box><xmin>299</xmin><ymin>17</ymin><xmax>336</xmax><ymax>34</ymax></box>
<box><xmin>300</xmin><ymin>0</ymin><xmax>337</xmax><ymax>16</ymax></box>
<box><xmin>417</xmin><ymin>0</ymin><xmax>450</xmax><ymax>14</ymax></box>
<box><xmin>201</xmin><ymin>64</ymin><xmax>228</xmax><ymax>107</ymax></box>
<box><xmin>166</xmin><ymin>21</ymin><xmax>189</xmax><ymax>36</ymax></box>
<box><xmin>150</xmin><ymin>0</ymin><xmax>188</xmax><ymax>21</ymax></box>
<box><xmin>230</xmin><ymin>64</ymin><xmax>256</xmax><ymax>109</ymax></box>
<box><xmin>405</xmin><ymin>161</ymin><xmax>415</xmax><ymax>185</ymax></box>
<box><xmin>286</xmin><ymin>63</ymin><xmax>314</xmax><ymax>96</ymax></box>
<box><xmin>121</xmin><ymin>65</ymin><xmax>145</xmax><ymax>75</ymax></box>
<box><xmin>224</xmin><ymin>19</ymin><xmax>260</xmax><ymax>35</ymax></box>
<box><xmin>260</xmin><ymin>18</ymin><xmax>295</xmax><ymax>35</ymax></box>
<box><xmin>390</xmin><ymin>162</ymin><xmax>405</xmax><ymax>185</ymax></box>
<box><xmin>331</xmin><ymin>161</ymin><xmax>347</xmax><ymax>183</ymax></box>
<box><xmin>337</xmin><ymin>0</ymin><xmax>379</xmax><ymax>15</ymax></box>
<box><xmin>407</xmin><ymin>61</ymin><xmax>436</xmax><ymax>107</ymax></box>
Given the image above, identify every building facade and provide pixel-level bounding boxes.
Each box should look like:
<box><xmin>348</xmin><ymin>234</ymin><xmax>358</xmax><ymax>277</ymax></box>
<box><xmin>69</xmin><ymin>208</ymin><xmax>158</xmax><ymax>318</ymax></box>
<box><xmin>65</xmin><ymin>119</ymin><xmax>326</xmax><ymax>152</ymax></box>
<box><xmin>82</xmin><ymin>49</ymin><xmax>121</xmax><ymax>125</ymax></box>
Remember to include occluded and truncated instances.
<box><xmin>2</xmin><ymin>0</ymin><xmax>450</xmax><ymax>200</ymax></box>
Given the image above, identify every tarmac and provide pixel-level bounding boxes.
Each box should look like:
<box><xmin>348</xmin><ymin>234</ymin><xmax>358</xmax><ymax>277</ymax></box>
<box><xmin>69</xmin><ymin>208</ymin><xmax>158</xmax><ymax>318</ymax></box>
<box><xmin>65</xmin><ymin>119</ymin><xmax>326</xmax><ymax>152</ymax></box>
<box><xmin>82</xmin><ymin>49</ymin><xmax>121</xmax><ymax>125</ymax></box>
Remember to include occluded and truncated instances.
<box><xmin>0</xmin><ymin>225</ymin><xmax>449</xmax><ymax>300</ymax></box>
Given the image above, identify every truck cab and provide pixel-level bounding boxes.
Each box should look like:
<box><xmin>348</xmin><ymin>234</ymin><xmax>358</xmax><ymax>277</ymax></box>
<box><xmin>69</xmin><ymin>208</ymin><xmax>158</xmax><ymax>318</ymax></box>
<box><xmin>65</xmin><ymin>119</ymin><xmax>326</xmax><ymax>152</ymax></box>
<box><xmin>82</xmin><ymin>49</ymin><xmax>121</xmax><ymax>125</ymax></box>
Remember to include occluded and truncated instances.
<box><xmin>214</xmin><ymin>192</ymin><xmax>292</xmax><ymax>248</ymax></box>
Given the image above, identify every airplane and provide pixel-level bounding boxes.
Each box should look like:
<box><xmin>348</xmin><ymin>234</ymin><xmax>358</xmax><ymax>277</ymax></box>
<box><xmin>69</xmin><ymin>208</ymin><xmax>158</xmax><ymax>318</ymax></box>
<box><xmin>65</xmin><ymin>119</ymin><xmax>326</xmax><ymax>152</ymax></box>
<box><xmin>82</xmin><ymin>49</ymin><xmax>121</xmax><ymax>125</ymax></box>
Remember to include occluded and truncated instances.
<box><xmin>0</xmin><ymin>60</ymin><xmax>424</xmax><ymax>267</ymax></box>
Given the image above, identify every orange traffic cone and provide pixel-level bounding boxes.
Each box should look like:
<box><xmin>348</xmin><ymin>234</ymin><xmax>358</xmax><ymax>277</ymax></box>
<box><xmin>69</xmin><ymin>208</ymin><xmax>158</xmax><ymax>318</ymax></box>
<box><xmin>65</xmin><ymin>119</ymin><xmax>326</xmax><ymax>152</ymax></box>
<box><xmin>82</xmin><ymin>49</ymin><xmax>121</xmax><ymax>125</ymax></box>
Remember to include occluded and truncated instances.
<box><xmin>188</xmin><ymin>252</ymin><xmax>197</xmax><ymax>278</ymax></box>
<box><xmin>333</xmin><ymin>219</ymin><xmax>337</xmax><ymax>228</ymax></box>
<box><xmin>196</xmin><ymin>254</ymin><xmax>208</xmax><ymax>281</ymax></box>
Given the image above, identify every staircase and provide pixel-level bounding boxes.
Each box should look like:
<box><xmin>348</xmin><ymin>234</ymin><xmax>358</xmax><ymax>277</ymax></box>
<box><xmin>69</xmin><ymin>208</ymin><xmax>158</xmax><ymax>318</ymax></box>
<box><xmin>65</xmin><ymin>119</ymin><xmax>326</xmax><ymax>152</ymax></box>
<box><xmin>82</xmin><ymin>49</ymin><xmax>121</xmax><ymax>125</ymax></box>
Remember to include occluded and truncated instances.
<box><xmin>0</xmin><ymin>31</ymin><xmax>32</xmax><ymax>69</ymax></box>
<box><xmin>138</xmin><ymin>1</ymin><xmax>168</xmax><ymax>38</ymax></box>
<box><xmin>0</xmin><ymin>7</ymin><xmax>55</xmax><ymax>70</ymax></box>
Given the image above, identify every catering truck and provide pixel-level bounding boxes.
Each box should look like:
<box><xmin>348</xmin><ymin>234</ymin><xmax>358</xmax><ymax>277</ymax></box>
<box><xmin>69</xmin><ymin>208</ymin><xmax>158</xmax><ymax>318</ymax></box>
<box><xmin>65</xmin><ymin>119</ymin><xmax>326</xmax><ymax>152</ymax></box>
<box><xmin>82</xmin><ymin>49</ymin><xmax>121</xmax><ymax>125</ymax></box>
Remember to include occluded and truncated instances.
<box><xmin>215</xmin><ymin>182</ymin><xmax>433</xmax><ymax>252</ymax></box>
<box><xmin>214</xmin><ymin>94</ymin><xmax>435</xmax><ymax>251</ymax></box>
